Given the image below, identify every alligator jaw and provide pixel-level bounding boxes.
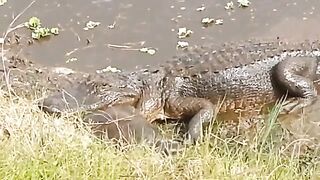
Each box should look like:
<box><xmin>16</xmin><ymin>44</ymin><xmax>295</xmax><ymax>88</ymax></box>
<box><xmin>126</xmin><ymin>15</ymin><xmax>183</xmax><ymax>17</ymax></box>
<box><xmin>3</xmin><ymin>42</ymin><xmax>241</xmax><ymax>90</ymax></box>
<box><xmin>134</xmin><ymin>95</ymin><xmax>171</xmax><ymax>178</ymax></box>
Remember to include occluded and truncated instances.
<box><xmin>39</xmin><ymin>103</ymin><xmax>62</xmax><ymax>114</ymax></box>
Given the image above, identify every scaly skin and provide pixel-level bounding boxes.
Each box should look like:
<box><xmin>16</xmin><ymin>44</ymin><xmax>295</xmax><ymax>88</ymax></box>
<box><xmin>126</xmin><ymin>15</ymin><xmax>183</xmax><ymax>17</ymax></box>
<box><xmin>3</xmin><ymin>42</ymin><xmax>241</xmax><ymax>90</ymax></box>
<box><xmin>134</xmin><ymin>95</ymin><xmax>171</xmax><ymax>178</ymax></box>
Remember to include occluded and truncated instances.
<box><xmin>0</xmin><ymin>54</ymin><xmax>90</xmax><ymax>96</ymax></box>
<box><xmin>40</xmin><ymin>39</ymin><xmax>320</xmax><ymax>143</ymax></box>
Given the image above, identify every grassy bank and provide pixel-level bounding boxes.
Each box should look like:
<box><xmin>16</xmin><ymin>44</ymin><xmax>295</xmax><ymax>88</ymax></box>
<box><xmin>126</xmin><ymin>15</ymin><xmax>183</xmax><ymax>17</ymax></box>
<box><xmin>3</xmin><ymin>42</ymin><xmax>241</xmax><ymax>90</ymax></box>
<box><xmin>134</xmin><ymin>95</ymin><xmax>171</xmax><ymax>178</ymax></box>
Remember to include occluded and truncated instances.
<box><xmin>0</xmin><ymin>90</ymin><xmax>318</xmax><ymax>179</ymax></box>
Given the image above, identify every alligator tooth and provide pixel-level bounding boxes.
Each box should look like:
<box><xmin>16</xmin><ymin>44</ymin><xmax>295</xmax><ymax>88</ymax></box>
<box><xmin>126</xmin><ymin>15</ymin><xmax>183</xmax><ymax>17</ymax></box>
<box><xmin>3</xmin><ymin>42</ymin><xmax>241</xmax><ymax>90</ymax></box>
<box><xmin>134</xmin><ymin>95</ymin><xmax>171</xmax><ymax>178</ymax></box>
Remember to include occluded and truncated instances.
<box><xmin>51</xmin><ymin>107</ymin><xmax>62</xmax><ymax>113</ymax></box>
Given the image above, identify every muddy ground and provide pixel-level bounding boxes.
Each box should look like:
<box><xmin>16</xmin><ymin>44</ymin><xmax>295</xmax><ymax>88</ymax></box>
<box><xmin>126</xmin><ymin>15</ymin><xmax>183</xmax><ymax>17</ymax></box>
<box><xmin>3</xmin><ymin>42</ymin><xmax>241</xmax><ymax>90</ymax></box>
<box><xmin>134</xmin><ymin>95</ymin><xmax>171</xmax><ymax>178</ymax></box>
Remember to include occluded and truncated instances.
<box><xmin>1</xmin><ymin>0</ymin><xmax>320</xmax><ymax>73</ymax></box>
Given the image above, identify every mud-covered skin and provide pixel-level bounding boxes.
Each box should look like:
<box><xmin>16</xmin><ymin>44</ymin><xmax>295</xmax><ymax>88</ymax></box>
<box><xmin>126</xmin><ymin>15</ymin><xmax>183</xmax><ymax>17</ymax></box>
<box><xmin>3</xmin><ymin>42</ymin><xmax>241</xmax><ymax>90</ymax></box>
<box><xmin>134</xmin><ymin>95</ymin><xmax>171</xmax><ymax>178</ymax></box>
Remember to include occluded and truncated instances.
<box><xmin>85</xmin><ymin>105</ymin><xmax>182</xmax><ymax>153</ymax></box>
<box><xmin>85</xmin><ymin>105</ymin><xmax>158</xmax><ymax>144</ymax></box>
<box><xmin>40</xmin><ymin>40</ymin><xmax>320</xmax><ymax>143</ymax></box>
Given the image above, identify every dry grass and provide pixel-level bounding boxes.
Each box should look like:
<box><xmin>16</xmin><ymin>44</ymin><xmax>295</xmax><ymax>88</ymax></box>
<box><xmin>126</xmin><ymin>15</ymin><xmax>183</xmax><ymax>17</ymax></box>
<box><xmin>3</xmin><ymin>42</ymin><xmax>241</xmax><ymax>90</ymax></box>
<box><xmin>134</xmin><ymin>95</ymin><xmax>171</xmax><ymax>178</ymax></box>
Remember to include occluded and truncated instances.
<box><xmin>0</xmin><ymin>90</ymin><xmax>318</xmax><ymax>179</ymax></box>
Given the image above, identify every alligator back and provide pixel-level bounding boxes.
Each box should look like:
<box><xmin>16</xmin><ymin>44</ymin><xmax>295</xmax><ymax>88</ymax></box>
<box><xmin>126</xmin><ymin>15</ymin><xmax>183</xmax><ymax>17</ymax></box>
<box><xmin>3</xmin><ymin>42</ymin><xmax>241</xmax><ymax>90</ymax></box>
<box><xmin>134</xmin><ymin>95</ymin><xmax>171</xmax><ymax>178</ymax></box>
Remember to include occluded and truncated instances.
<box><xmin>161</xmin><ymin>40</ymin><xmax>320</xmax><ymax>113</ymax></box>
<box><xmin>168</xmin><ymin>40</ymin><xmax>320</xmax><ymax>73</ymax></box>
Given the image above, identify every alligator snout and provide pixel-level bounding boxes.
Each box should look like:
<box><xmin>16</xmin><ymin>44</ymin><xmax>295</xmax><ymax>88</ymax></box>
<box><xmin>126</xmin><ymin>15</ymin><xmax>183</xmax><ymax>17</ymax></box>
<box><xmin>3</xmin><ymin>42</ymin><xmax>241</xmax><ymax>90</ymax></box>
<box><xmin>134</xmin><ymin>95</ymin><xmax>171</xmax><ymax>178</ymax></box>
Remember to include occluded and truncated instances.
<box><xmin>38</xmin><ymin>82</ymin><xmax>101</xmax><ymax>114</ymax></box>
<box><xmin>38</xmin><ymin>92</ymin><xmax>79</xmax><ymax>114</ymax></box>
<box><xmin>38</xmin><ymin>96</ymin><xmax>64</xmax><ymax>114</ymax></box>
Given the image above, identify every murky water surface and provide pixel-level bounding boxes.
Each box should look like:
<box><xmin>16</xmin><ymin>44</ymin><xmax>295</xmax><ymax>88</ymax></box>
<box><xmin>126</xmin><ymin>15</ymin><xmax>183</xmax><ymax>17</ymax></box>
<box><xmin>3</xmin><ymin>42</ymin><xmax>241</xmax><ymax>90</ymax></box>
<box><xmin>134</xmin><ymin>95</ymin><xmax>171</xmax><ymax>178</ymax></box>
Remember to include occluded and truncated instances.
<box><xmin>1</xmin><ymin>0</ymin><xmax>320</xmax><ymax>72</ymax></box>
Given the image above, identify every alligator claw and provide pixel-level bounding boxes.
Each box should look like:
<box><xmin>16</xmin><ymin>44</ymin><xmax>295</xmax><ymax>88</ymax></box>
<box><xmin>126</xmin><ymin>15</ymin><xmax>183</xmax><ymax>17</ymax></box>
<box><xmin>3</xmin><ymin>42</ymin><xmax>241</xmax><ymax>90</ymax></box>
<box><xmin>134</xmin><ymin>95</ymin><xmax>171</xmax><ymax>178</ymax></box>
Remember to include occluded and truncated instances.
<box><xmin>282</xmin><ymin>97</ymin><xmax>317</xmax><ymax>114</ymax></box>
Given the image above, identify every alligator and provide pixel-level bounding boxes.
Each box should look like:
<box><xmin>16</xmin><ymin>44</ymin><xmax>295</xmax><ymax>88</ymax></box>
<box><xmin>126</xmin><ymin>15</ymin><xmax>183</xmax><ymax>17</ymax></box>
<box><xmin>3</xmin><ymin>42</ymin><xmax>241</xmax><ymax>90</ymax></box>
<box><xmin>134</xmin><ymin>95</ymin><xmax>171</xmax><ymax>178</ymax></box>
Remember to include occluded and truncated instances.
<box><xmin>0</xmin><ymin>53</ymin><xmax>182</xmax><ymax>153</ymax></box>
<box><xmin>45</xmin><ymin>80</ymin><xmax>182</xmax><ymax>152</ymax></box>
<box><xmin>39</xmin><ymin>39</ymin><xmax>320</xmax><ymax>143</ymax></box>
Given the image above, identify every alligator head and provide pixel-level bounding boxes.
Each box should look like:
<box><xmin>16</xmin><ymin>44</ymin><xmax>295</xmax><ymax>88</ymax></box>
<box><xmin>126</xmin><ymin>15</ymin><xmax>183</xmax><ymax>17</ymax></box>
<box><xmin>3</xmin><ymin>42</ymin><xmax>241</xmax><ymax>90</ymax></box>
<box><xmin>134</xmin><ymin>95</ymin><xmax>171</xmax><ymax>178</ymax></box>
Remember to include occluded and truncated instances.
<box><xmin>38</xmin><ymin>72</ymin><xmax>143</xmax><ymax>114</ymax></box>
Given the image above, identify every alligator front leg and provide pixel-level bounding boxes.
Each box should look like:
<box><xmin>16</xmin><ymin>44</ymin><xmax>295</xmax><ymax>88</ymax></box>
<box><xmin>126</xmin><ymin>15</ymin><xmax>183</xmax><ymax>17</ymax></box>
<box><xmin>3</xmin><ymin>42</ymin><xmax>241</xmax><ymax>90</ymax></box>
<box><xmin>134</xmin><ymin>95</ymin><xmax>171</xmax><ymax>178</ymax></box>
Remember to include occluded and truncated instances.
<box><xmin>272</xmin><ymin>56</ymin><xmax>319</xmax><ymax>113</ymax></box>
<box><xmin>165</xmin><ymin>96</ymin><xmax>216</xmax><ymax>143</ymax></box>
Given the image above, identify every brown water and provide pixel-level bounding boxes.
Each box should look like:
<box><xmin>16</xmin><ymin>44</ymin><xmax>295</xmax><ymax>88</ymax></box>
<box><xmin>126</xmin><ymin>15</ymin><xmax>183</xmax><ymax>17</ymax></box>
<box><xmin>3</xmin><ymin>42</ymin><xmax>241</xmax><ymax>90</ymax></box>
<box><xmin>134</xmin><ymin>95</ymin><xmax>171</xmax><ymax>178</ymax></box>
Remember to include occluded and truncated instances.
<box><xmin>1</xmin><ymin>0</ymin><xmax>320</xmax><ymax>73</ymax></box>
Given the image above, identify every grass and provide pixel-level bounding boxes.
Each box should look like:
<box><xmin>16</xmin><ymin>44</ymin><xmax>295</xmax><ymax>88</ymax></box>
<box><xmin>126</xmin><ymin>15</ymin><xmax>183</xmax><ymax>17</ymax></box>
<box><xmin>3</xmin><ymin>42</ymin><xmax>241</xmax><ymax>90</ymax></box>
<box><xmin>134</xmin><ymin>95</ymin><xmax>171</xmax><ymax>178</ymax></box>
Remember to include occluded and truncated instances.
<box><xmin>0</xmin><ymin>90</ymin><xmax>318</xmax><ymax>179</ymax></box>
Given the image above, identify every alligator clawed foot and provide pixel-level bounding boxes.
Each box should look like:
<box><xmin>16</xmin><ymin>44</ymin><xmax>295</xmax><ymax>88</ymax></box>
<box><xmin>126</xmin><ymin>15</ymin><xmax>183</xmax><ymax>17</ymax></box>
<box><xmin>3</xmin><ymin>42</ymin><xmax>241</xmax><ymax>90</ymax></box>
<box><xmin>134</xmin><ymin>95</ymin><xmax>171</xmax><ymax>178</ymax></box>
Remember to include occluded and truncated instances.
<box><xmin>184</xmin><ymin>130</ymin><xmax>206</xmax><ymax>145</ymax></box>
<box><xmin>282</xmin><ymin>97</ymin><xmax>317</xmax><ymax>114</ymax></box>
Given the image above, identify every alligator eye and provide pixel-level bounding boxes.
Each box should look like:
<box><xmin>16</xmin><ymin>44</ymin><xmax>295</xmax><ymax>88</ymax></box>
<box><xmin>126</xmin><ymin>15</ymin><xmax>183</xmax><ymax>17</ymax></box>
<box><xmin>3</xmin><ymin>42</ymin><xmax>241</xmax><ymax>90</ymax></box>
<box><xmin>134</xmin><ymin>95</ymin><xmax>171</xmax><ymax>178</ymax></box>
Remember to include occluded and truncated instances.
<box><xmin>152</xmin><ymin>69</ymin><xmax>159</xmax><ymax>73</ymax></box>
<box><xmin>102</xmin><ymin>83</ymin><xmax>112</xmax><ymax>88</ymax></box>
<box><xmin>186</xmin><ymin>65</ymin><xmax>194</xmax><ymax>69</ymax></box>
<box><xmin>200</xmin><ymin>70</ymin><xmax>209</xmax><ymax>74</ymax></box>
